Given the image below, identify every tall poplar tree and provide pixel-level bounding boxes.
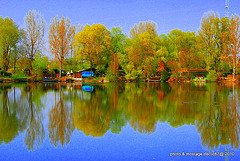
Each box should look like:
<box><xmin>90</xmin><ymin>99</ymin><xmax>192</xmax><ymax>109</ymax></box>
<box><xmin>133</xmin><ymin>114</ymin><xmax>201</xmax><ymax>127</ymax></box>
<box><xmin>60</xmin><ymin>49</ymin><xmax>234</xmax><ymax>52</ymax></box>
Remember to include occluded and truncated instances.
<box><xmin>23</xmin><ymin>10</ymin><xmax>46</xmax><ymax>75</ymax></box>
<box><xmin>49</xmin><ymin>15</ymin><xmax>75</xmax><ymax>78</ymax></box>
<box><xmin>228</xmin><ymin>15</ymin><xmax>240</xmax><ymax>79</ymax></box>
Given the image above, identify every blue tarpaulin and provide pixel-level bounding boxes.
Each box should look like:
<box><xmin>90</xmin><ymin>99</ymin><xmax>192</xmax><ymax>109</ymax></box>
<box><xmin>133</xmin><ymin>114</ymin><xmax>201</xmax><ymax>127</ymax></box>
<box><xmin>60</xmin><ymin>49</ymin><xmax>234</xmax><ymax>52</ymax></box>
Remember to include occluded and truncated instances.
<box><xmin>82</xmin><ymin>71</ymin><xmax>94</xmax><ymax>77</ymax></box>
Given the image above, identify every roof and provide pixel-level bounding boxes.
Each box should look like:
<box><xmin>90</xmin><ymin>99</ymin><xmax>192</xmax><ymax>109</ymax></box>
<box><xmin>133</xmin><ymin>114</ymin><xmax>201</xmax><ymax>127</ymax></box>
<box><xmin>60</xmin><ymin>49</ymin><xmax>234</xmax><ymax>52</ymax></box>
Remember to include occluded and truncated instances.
<box><xmin>75</xmin><ymin>68</ymin><xmax>96</xmax><ymax>72</ymax></box>
<box><xmin>188</xmin><ymin>69</ymin><xmax>207</xmax><ymax>72</ymax></box>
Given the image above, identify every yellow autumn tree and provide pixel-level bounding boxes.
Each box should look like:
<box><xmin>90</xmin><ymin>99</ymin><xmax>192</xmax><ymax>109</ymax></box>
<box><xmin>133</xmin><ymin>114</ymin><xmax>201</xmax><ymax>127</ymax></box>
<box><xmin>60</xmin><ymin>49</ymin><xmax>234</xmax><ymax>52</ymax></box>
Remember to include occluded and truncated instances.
<box><xmin>125</xmin><ymin>31</ymin><xmax>159</xmax><ymax>78</ymax></box>
<box><xmin>197</xmin><ymin>12</ymin><xmax>219</xmax><ymax>70</ymax></box>
<box><xmin>129</xmin><ymin>20</ymin><xmax>157</xmax><ymax>38</ymax></box>
<box><xmin>73</xmin><ymin>24</ymin><xmax>112</xmax><ymax>75</ymax></box>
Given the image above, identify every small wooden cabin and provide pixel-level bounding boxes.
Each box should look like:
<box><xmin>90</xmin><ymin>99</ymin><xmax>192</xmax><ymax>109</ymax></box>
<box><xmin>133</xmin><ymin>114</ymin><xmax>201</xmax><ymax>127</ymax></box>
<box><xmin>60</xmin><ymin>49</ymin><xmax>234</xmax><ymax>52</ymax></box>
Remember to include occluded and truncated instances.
<box><xmin>74</xmin><ymin>72</ymin><xmax>82</xmax><ymax>78</ymax></box>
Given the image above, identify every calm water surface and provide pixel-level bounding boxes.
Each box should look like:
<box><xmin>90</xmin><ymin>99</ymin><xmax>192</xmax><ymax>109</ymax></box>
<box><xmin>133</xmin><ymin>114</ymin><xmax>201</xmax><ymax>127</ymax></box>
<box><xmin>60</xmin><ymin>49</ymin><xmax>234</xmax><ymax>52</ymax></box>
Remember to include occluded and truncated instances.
<box><xmin>0</xmin><ymin>82</ymin><xmax>239</xmax><ymax>161</ymax></box>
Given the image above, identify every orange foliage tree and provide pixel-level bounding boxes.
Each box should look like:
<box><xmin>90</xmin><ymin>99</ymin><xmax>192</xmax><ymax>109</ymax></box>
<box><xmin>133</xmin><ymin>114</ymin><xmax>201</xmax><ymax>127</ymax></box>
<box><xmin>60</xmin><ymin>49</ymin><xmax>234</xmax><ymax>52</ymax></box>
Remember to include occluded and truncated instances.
<box><xmin>108</xmin><ymin>52</ymin><xmax>119</xmax><ymax>76</ymax></box>
<box><xmin>156</xmin><ymin>58</ymin><xmax>166</xmax><ymax>76</ymax></box>
<box><xmin>48</xmin><ymin>15</ymin><xmax>75</xmax><ymax>77</ymax></box>
<box><xmin>48</xmin><ymin>88</ymin><xmax>74</xmax><ymax>147</ymax></box>
<box><xmin>228</xmin><ymin>15</ymin><xmax>240</xmax><ymax>79</ymax></box>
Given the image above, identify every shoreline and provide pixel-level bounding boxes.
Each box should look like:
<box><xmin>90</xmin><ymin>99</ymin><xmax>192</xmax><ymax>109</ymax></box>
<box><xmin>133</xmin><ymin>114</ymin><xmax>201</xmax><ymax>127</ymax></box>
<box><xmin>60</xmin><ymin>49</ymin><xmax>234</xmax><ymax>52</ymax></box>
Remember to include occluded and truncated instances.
<box><xmin>0</xmin><ymin>77</ymin><xmax>238</xmax><ymax>84</ymax></box>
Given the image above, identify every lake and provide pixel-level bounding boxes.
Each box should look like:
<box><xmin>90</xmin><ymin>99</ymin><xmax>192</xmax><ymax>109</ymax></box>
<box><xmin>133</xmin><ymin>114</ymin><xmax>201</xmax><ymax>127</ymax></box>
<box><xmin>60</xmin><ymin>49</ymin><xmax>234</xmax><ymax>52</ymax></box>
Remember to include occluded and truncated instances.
<box><xmin>0</xmin><ymin>82</ymin><xmax>239</xmax><ymax>161</ymax></box>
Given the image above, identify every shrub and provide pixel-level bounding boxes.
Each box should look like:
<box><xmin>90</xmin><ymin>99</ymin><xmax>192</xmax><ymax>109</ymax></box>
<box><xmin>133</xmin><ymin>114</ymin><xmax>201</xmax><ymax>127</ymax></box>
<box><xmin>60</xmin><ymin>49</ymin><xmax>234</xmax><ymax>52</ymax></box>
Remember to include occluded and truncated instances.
<box><xmin>170</xmin><ymin>73</ymin><xmax>177</xmax><ymax>78</ymax></box>
<box><xmin>106</xmin><ymin>69</ymin><xmax>118</xmax><ymax>81</ymax></box>
<box><xmin>0</xmin><ymin>70</ymin><xmax>3</xmax><ymax>76</ymax></box>
<box><xmin>206</xmin><ymin>70</ymin><xmax>217</xmax><ymax>82</ymax></box>
<box><xmin>125</xmin><ymin>69</ymin><xmax>139</xmax><ymax>80</ymax></box>
<box><xmin>161</xmin><ymin>69</ymin><xmax>171</xmax><ymax>81</ymax></box>
<box><xmin>0</xmin><ymin>71</ymin><xmax>12</xmax><ymax>77</ymax></box>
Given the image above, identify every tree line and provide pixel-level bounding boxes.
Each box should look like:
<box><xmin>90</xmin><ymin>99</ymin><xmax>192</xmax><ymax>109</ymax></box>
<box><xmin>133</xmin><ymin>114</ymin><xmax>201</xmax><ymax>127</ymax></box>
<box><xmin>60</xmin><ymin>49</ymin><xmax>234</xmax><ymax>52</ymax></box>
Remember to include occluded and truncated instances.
<box><xmin>0</xmin><ymin>10</ymin><xmax>240</xmax><ymax>80</ymax></box>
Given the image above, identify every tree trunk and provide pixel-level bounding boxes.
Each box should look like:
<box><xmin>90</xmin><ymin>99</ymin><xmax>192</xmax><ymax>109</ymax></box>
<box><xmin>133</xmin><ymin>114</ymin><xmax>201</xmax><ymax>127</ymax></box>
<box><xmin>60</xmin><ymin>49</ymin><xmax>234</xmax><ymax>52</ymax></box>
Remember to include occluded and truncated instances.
<box><xmin>13</xmin><ymin>59</ymin><xmax>16</xmax><ymax>74</ymax></box>
<box><xmin>60</xmin><ymin>60</ymin><xmax>62</xmax><ymax>78</ymax></box>
<box><xmin>233</xmin><ymin>52</ymin><xmax>236</xmax><ymax>80</ymax></box>
<box><xmin>3</xmin><ymin>50</ymin><xmax>9</xmax><ymax>71</ymax></box>
<box><xmin>233</xmin><ymin>60</ymin><xmax>236</xmax><ymax>80</ymax></box>
<box><xmin>29</xmin><ymin>59</ymin><xmax>33</xmax><ymax>76</ymax></box>
<box><xmin>90</xmin><ymin>62</ymin><xmax>93</xmax><ymax>80</ymax></box>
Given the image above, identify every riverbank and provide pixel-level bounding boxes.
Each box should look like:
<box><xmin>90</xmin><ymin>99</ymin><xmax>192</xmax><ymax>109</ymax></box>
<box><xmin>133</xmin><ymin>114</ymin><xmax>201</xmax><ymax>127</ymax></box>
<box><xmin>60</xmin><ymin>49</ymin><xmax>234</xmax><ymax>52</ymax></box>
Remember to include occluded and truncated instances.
<box><xmin>0</xmin><ymin>77</ymin><xmax>29</xmax><ymax>83</ymax></box>
<box><xmin>0</xmin><ymin>76</ymin><xmax>238</xmax><ymax>83</ymax></box>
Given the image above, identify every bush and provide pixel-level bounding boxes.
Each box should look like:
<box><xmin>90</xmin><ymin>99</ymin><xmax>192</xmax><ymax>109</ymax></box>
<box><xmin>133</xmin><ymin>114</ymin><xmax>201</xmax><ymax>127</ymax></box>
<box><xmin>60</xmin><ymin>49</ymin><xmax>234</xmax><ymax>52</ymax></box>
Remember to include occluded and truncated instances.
<box><xmin>0</xmin><ymin>70</ymin><xmax>3</xmax><ymax>76</ymax></box>
<box><xmin>4</xmin><ymin>72</ymin><xmax>12</xmax><ymax>77</ymax></box>
<box><xmin>170</xmin><ymin>73</ymin><xmax>177</xmax><ymax>78</ymax></box>
<box><xmin>206</xmin><ymin>70</ymin><xmax>217</xmax><ymax>82</ymax></box>
<box><xmin>106</xmin><ymin>69</ymin><xmax>118</xmax><ymax>81</ymax></box>
<box><xmin>125</xmin><ymin>69</ymin><xmax>139</xmax><ymax>80</ymax></box>
<box><xmin>161</xmin><ymin>69</ymin><xmax>171</xmax><ymax>81</ymax></box>
<box><xmin>0</xmin><ymin>71</ymin><xmax>12</xmax><ymax>77</ymax></box>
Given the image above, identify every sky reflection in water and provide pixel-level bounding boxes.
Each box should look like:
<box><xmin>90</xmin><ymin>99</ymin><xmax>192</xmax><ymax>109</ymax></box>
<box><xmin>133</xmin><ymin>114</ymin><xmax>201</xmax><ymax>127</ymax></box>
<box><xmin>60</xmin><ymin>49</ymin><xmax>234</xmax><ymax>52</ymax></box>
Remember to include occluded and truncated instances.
<box><xmin>0</xmin><ymin>82</ymin><xmax>239</xmax><ymax>161</ymax></box>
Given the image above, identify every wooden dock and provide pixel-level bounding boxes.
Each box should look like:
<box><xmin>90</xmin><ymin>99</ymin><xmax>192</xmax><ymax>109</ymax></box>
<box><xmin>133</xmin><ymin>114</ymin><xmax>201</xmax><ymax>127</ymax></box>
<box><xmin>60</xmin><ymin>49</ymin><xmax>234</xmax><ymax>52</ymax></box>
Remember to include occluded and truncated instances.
<box><xmin>148</xmin><ymin>78</ymin><xmax>161</xmax><ymax>82</ymax></box>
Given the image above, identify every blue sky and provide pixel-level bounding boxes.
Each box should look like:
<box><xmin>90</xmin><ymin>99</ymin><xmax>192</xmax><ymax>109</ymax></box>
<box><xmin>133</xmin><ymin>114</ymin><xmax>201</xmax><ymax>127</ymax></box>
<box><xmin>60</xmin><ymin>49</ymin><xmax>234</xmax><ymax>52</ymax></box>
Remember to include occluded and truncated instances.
<box><xmin>1</xmin><ymin>0</ymin><xmax>240</xmax><ymax>35</ymax></box>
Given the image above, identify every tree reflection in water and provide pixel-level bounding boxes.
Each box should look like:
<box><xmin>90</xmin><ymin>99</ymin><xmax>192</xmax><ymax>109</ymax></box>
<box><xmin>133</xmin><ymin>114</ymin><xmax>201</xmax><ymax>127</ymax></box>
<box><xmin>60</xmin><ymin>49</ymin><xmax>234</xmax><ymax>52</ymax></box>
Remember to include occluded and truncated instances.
<box><xmin>21</xmin><ymin>83</ymin><xmax>45</xmax><ymax>151</ymax></box>
<box><xmin>196</xmin><ymin>83</ymin><xmax>240</xmax><ymax>150</ymax></box>
<box><xmin>0</xmin><ymin>82</ymin><xmax>239</xmax><ymax>152</ymax></box>
<box><xmin>48</xmin><ymin>83</ymin><xmax>74</xmax><ymax>147</ymax></box>
<box><xmin>72</xmin><ymin>85</ymin><xmax>112</xmax><ymax>137</ymax></box>
<box><xmin>0</xmin><ymin>83</ymin><xmax>45</xmax><ymax>150</ymax></box>
<box><xmin>0</xmin><ymin>85</ymin><xmax>19</xmax><ymax>144</ymax></box>
<box><xmin>123</xmin><ymin>83</ymin><xmax>159</xmax><ymax>134</ymax></box>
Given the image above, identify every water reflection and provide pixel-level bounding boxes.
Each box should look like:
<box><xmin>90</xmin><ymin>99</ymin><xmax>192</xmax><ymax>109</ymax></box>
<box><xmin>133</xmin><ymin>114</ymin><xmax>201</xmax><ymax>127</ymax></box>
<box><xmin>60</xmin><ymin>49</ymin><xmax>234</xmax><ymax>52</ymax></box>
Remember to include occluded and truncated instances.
<box><xmin>0</xmin><ymin>82</ymin><xmax>239</xmax><ymax>152</ymax></box>
<box><xmin>0</xmin><ymin>85</ymin><xmax>19</xmax><ymax>144</ymax></box>
<box><xmin>23</xmin><ymin>84</ymin><xmax>45</xmax><ymax>151</ymax></box>
<box><xmin>48</xmin><ymin>84</ymin><xmax>74</xmax><ymax>147</ymax></box>
<box><xmin>0</xmin><ymin>83</ymin><xmax>45</xmax><ymax>150</ymax></box>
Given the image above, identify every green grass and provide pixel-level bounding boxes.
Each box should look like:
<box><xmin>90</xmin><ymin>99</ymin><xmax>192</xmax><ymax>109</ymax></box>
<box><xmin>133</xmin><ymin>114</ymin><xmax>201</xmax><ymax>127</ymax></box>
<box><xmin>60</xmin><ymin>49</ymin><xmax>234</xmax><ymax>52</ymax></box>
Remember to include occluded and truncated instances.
<box><xmin>11</xmin><ymin>73</ymin><xmax>31</xmax><ymax>79</ymax></box>
<box><xmin>0</xmin><ymin>73</ymin><xmax>31</xmax><ymax>79</ymax></box>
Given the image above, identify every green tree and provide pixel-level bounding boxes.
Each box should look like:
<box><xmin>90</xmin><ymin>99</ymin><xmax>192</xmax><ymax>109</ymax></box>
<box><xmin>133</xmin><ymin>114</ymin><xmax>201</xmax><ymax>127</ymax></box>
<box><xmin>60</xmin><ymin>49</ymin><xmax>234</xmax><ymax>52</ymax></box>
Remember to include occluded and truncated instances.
<box><xmin>111</xmin><ymin>27</ymin><xmax>126</xmax><ymax>54</ymax></box>
<box><xmin>0</xmin><ymin>17</ymin><xmax>20</xmax><ymax>71</ymax></box>
<box><xmin>32</xmin><ymin>53</ymin><xmax>48</xmax><ymax>78</ymax></box>
<box><xmin>106</xmin><ymin>27</ymin><xmax>126</xmax><ymax>79</ymax></box>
